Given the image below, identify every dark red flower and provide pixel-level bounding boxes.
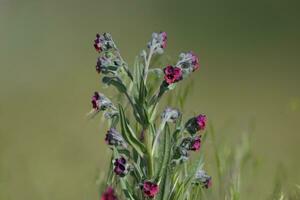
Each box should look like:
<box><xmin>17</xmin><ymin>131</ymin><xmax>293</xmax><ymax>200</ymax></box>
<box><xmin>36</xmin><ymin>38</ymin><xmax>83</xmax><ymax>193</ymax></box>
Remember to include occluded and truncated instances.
<box><xmin>94</xmin><ymin>34</ymin><xmax>102</xmax><ymax>52</ymax></box>
<box><xmin>101</xmin><ymin>187</ymin><xmax>118</xmax><ymax>200</ymax></box>
<box><xmin>91</xmin><ymin>92</ymin><xmax>100</xmax><ymax>110</ymax></box>
<box><xmin>163</xmin><ymin>65</ymin><xmax>182</xmax><ymax>85</ymax></box>
<box><xmin>190</xmin><ymin>136</ymin><xmax>201</xmax><ymax>151</ymax></box>
<box><xmin>143</xmin><ymin>181</ymin><xmax>159</xmax><ymax>198</ymax></box>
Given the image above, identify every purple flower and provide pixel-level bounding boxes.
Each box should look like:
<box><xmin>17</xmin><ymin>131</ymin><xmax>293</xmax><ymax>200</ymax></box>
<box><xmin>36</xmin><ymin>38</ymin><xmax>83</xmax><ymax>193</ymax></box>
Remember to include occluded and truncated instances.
<box><xmin>90</xmin><ymin>92</ymin><xmax>114</xmax><ymax>111</ymax></box>
<box><xmin>142</xmin><ymin>181</ymin><xmax>159</xmax><ymax>198</ymax></box>
<box><xmin>193</xmin><ymin>170</ymin><xmax>212</xmax><ymax>189</ymax></box>
<box><xmin>148</xmin><ymin>31</ymin><xmax>168</xmax><ymax>54</ymax></box>
<box><xmin>113</xmin><ymin>157</ymin><xmax>128</xmax><ymax>177</ymax></box>
<box><xmin>101</xmin><ymin>187</ymin><xmax>118</xmax><ymax>200</ymax></box>
<box><xmin>105</xmin><ymin>128</ymin><xmax>127</xmax><ymax>148</ymax></box>
<box><xmin>190</xmin><ymin>136</ymin><xmax>201</xmax><ymax>151</ymax></box>
<box><xmin>196</xmin><ymin>114</ymin><xmax>206</xmax><ymax>130</ymax></box>
<box><xmin>96</xmin><ymin>53</ymin><xmax>122</xmax><ymax>74</ymax></box>
<box><xmin>163</xmin><ymin>65</ymin><xmax>183</xmax><ymax>85</ymax></box>
<box><xmin>93</xmin><ymin>33</ymin><xmax>115</xmax><ymax>53</ymax></box>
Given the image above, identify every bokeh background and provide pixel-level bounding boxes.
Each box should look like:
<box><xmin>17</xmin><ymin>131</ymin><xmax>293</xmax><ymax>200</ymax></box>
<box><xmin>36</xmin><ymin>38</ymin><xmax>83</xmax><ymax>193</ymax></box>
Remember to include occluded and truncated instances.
<box><xmin>0</xmin><ymin>0</ymin><xmax>299</xmax><ymax>199</ymax></box>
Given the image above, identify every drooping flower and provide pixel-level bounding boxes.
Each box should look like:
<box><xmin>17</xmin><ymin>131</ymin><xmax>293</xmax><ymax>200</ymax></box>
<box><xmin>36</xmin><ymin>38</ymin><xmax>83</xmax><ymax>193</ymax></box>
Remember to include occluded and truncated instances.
<box><xmin>161</xmin><ymin>107</ymin><xmax>181</xmax><ymax>123</ymax></box>
<box><xmin>148</xmin><ymin>32</ymin><xmax>167</xmax><ymax>54</ymax></box>
<box><xmin>190</xmin><ymin>136</ymin><xmax>201</xmax><ymax>151</ymax></box>
<box><xmin>113</xmin><ymin>157</ymin><xmax>129</xmax><ymax>177</ymax></box>
<box><xmin>193</xmin><ymin>170</ymin><xmax>212</xmax><ymax>189</ymax></box>
<box><xmin>105</xmin><ymin>128</ymin><xmax>127</xmax><ymax>148</ymax></box>
<box><xmin>101</xmin><ymin>187</ymin><xmax>118</xmax><ymax>200</ymax></box>
<box><xmin>142</xmin><ymin>181</ymin><xmax>159</xmax><ymax>198</ymax></box>
<box><xmin>94</xmin><ymin>33</ymin><xmax>116</xmax><ymax>53</ymax></box>
<box><xmin>91</xmin><ymin>92</ymin><xmax>114</xmax><ymax>111</ymax></box>
<box><xmin>185</xmin><ymin>114</ymin><xmax>207</xmax><ymax>135</ymax></box>
<box><xmin>196</xmin><ymin>114</ymin><xmax>207</xmax><ymax>130</ymax></box>
<box><xmin>96</xmin><ymin>52</ymin><xmax>122</xmax><ymax>74</ymax></box>
<box><xmin>176</xmin><ymin>52</ymin><xmax>200</xmax><ymax>76</ymax></box>
<box><xmin>163</xmin><ymin>65</ymin><xmax>183</xmax><ymax>85</ymax></box>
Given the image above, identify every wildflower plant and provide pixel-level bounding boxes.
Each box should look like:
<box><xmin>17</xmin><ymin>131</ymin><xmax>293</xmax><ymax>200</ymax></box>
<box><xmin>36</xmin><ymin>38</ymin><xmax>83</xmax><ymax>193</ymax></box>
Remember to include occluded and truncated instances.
<box><xmin>90</xmin><ymin>32</ymin><xmax>211</xmax><ymax>200</ymax></box>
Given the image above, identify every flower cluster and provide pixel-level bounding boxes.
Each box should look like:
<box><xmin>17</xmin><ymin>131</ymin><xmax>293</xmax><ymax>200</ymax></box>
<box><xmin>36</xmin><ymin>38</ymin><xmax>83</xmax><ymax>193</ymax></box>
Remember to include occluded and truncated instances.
<box><xmin>185</xmin><ymin>114</ymin><xmax>207</xmax><ymax>135</ymax></box>
<box><xmin>101</xmin><ymin>187</ymin><xmax>118</xmax><ymax>200</ymax></box>
<box><xmin>105</xmin><ymin>128</ymin><xmax>127</xmax><ymax>148</ymax></box>
<box><xmin>113</xmin><ymin>156</ymin><xmax>129</xmax><ymax>177</ymax></box>
<box><xmin>142</xmin><ymin>181</ymin><xmax>159</xmax><ymax>198</ymax></box>
<box><xmin>147</xmin><ymin>32</ymin><xmax>167</xmax><ymax>54</ymax></box>
<box><xmin>91</xmin><ymin>32</ymin><xmax>211</xmax><ymax>200</ymax></box>
<box><xmin>96</xmin><ymin>52</ymin><xmax>122</xmax><ymax>74</ymax></box>
<box><xmin>193</xmin><ymin>170</ymin><xmax>212</xmax><ymax>188</ymax></box>
<box><xmin>91</xmin><ymin>92</ymin><xmax>114</xmax><ymax>111</ymax></box>
<box><xmin>94</xmin><ymin>33</ymin><xmax>116</xmax><ymax>53</ymax></box>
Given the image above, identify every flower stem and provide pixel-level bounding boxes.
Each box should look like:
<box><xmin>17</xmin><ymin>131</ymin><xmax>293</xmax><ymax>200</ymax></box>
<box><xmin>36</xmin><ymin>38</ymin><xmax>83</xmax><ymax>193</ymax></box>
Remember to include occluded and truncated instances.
<box><xmin>143</xmin><ymin>128</ymin><xmax>154</xmax><ymax>178</ymax></box>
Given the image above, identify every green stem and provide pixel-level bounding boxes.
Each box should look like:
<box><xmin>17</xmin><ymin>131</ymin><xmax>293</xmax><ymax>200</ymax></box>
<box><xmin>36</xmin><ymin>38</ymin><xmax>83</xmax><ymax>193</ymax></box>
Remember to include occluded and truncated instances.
<box><xmin>143</xmin><ymin>128</ymin><xmax>154</xmax><ymax>178</ymax></box>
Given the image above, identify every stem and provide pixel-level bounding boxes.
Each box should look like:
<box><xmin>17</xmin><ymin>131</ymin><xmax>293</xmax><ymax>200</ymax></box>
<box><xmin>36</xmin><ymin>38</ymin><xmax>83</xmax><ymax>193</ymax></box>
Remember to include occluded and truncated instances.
<box><xmin>143</xmin><ymin>128</ymin><xmax>154</xmax><ymax>177</ymax></box>
<box><xmin>144</xmin><ymin>46</ymin><xmax>154</xmax><ymax>83</ymax></box>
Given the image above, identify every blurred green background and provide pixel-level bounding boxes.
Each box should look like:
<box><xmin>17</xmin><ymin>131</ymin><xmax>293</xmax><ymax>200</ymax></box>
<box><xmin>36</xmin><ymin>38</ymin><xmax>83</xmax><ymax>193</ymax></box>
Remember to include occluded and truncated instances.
<box><xmin>0</xmin><ymin>0</ymin><xmax>299</xmax><ymax>199</ymax></box>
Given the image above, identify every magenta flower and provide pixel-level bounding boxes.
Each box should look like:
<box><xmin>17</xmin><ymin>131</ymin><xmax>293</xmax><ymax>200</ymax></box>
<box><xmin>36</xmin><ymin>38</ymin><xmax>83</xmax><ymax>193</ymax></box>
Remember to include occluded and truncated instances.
<box><xmin>163</xmin><ymin>65</ymin><xmax>183</xmax><ymax>85</ymax></box>
<box><xmin>196</xmin><ymin>114</ymin><xmax>207</xmax><ymax>130</ymax></box>
<box><xmin>101</xmin><ymin>187</ymin><xmax>118</xmax><ymax>200</ymax></box>
<box><xmin>113</xmin><ymin>157</ymin><xmax>128</xmax><ymax>177</ymax></box>
<box><xmin>143</xmin><ymin>181</ymin><xmax>159</xmax><ymax>198</ymax></box>
<box><xmin>190</xmin><ymin>136</ymin><xmax>201</xmax><ymax>151</ymax></box>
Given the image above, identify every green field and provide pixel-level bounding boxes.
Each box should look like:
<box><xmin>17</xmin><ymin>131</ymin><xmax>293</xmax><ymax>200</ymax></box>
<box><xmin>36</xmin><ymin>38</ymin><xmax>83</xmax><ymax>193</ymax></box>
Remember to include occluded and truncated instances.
<box><xmin>0</xmin><ymin>0</ymin><xmax>300</xmax><ymax>199</ymax></box>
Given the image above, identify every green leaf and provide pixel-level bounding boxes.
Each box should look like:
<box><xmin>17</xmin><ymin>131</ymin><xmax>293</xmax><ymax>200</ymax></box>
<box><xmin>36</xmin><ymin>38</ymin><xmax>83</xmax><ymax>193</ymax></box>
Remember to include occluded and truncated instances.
<box><xmin>119</xmin><ymin>104</ymin><xmax>146</xmax><ymax>157</ymax></box>
<box><xmin>102</xmin><ymin>76</ymin><xmax>127</xmax><ymax>93</ymax></box>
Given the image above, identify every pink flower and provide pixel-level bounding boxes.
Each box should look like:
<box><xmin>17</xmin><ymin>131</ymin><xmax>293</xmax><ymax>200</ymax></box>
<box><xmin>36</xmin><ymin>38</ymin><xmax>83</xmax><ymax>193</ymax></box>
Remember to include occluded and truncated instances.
<box><xmin>113</xmin><ymin>157</ymin><xmax>128</xmax><ymax>177</ymax></box>
<box><xmin>196</xmin><ymin>114</ymin><xmax>206</xmax><ymax>130</ymax></box>
<box><xmin>190</xmin><ymin>52</ymin><xmax>200</xmax><ymax>71</ymax></box>
<box><xmin>101</xmin><ymin>187</ymin><xmax>118</xmax><ymax>200</ymax></box>
<box><xmin>160</xmin><ymin>31</ymin><xmax>167</xmax><ymax>49</ymax></box>
<box><xmin>163</xmin><ymin>65</ymin><xmax>182</xmax><ymax>85</ymax></box>
<box><xmin>190</xmin><ymin>136</ymin><xmax>201</xmax><ymax>151</ymax></box>
<box><xmin>143</xmin><ymin>181</ymin><xmax>159</xmax><ymax>198</ymax></box>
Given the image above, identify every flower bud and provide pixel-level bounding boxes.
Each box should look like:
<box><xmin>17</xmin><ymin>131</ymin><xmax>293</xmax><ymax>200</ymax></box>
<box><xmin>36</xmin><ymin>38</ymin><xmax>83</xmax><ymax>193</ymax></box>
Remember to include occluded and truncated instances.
<box><xmin>96</xmin><ymin>52</ymin><xmax>122</xmax><ymax>74</ymax></box>
<box><xmin>148</xmin><ymin>31</ymin><xmax>167</xmax><ymax>54</ymax></box>
<box><xmin>193</xmin><ymin>170</ymin><xmax>212</xmax><ymax>189</ymax></box>
<box><xmin>177</xmin><ymin>51</ymin><xmax>200</xmax><ymax>77</ymax></box>
<box><xmin>91</xmin><ymin>92</ymin><xmax>114</xmax><ymax>111</ymax></box>
<box><xmin>93</xmin><ymin>33</ymin><xmax>116</xmax><ymax>53</ymax></box>
<box><xmin>161</xmin><ymin>107</ymin><xmax>181</xmax><ymax>123</ymax></box>
<box><xmin>185</xmin><ymin>114</ymin><xmax>207</xmax><ymax>135</ymax></box>
<box><xmin>105</xmin><ymin>128</ymin><xmax>127</xmax><ymax>148</ymax></box>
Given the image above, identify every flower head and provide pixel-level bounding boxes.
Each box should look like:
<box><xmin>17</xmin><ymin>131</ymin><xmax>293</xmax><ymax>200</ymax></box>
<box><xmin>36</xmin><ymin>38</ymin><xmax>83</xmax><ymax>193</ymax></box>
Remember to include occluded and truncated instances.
<box><xmin>196</xmin><ymin>114</ymin><xmax>207</xmax><ymax>130</ymax></box>
<box><xmin>113</xmin><ymin>156</ymin><xmax>129</xmax><ymax>177</ymax></box>
<box><xmin>148</xmin><ymin>32</ymin><xmax>167</xmax><ymax>54</ymax></box>
<box><xmin>105</xmin><ymin>128</ymin><xmax>127</xmax><ymax>148</ymax></box>
<box><xmin>185</xmin><ymin>114</ymin><xmax>207</xmax><ymax>135</ymax></box>
<box><xmin>91</xmin><ymin>92</ymin><xmax>114</xmax><ymax>111</ymax></box>
<box><xmin>96</xmin><ymin>52</ymin><xmax>122</xmax><ymax>74</ymax></box>
<box><xmin>142</xmin><ymin>181</ymin><xmax>159</xmax><ymax>198</ymax></box>
<box><xmin>190</xmin><ymin>136</ymin><xmax>201</xmax><ymax>151</ymax></box>
<box><xmin>94</xmin><ymin>33</ymin><xmax>116</xmax><ymax>53</ymax></box>
<box><xmin>161</xmin><ymin>107</ymin><xmax>181</xmax><ymax>123</ymax></box>
<box><xmin>163</xmin><ymin>65</ymin><xmax>182</xmax><ymax>85</ymax></box>
<box><xmin>193</xmin><ymin>170</ymin><xmax>212</xmax><ymax>189</ymax></box>
<box><xmin>176</xmin><ymin>52</ymin><xmax>200</xmax><ymax>76</ymax></box>
<box><xmin>101</xmin><ymin>187</ymin><xmax>118</xmax><ymax>200</ymax></box>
